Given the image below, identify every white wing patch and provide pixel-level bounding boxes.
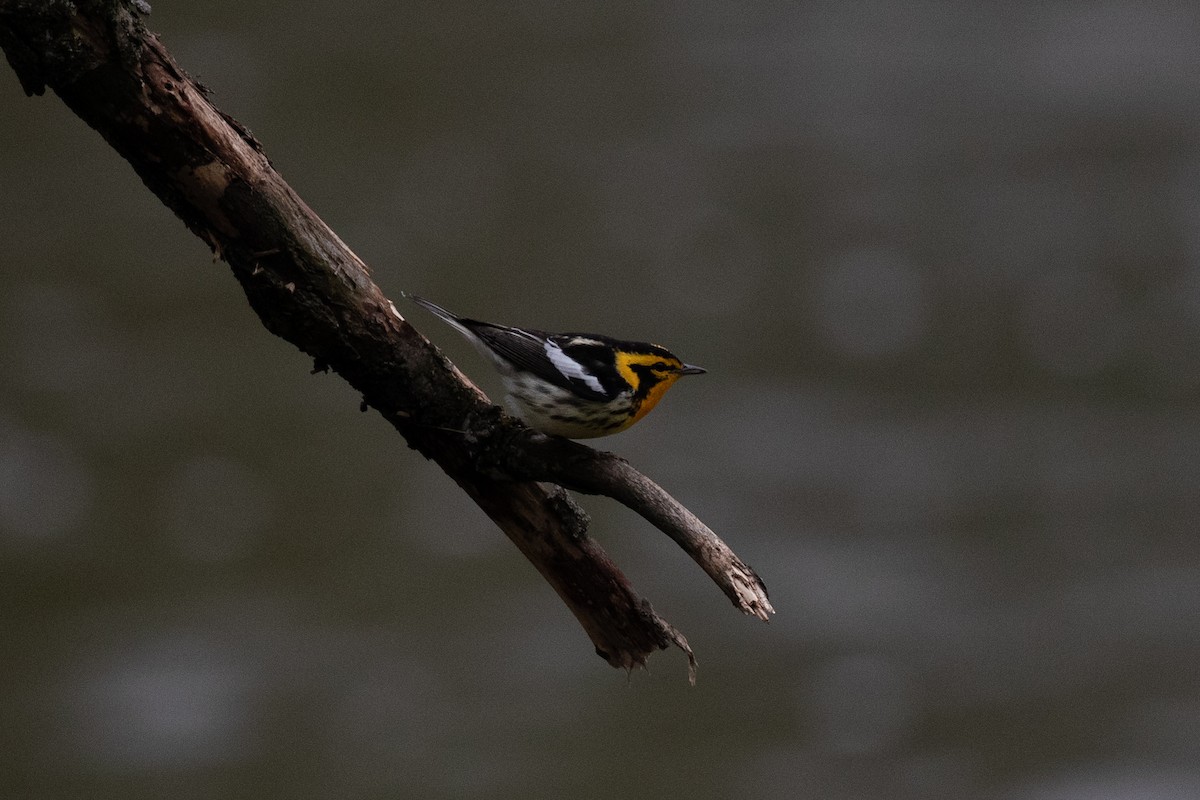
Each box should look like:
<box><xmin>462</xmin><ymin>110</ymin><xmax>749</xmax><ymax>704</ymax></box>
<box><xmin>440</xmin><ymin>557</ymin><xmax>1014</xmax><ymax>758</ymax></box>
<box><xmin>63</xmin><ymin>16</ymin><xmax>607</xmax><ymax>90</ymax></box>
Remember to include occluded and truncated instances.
<box><xmin>544</xmin><ymin>339</ymin><xmax>604</xmax><ymax>393</ymax></box>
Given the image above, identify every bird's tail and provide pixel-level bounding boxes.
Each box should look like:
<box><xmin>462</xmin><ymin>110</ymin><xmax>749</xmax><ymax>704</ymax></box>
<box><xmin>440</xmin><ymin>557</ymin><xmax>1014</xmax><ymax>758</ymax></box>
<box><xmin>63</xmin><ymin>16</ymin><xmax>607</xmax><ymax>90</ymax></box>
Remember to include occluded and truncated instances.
<box><xmin>407</xmin><ymin>294</ymin><xmax>477</xmax><ymax>340</ymax></box>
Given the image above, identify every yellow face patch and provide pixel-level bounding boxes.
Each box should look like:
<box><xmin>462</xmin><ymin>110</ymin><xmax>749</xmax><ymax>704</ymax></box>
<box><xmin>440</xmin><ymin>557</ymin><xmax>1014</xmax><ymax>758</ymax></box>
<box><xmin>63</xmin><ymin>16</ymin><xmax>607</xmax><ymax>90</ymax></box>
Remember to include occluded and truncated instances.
<box><xmin>613</xmin><ymin>351</ymin><xmax>685</xmax><ymax>427</ymax></box>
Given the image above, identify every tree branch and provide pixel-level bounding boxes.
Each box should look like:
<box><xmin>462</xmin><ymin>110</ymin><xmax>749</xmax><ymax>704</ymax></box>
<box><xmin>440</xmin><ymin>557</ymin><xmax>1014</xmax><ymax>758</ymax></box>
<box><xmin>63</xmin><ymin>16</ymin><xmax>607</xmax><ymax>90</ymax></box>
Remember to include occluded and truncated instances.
<box><xmin>0</xmin><ymin>0</ymin><xmax>770</xmax><ymax>681</ymax></box>
<box><xmin>468</xmin><ymin>427</ymin><xmax>773</xmax><ymax>621</ymax></box>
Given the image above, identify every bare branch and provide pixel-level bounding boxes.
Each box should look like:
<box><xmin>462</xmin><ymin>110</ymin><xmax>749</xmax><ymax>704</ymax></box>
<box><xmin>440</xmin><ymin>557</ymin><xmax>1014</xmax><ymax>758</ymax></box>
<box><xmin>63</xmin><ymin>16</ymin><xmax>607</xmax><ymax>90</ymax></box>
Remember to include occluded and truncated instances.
<box><xmin>562</xmin><ymin>454</ymin><xmax>773</xmax><ymax>621</ymax></box>
<box><xmin>466</xmin><ymin>429</ymin><xmax>774</xmax><ymax>620</ymax></box>
<box><xmin>0</xmin><ymin>0</ymin><xmax>766</xmax><ymax>680</ymax></box>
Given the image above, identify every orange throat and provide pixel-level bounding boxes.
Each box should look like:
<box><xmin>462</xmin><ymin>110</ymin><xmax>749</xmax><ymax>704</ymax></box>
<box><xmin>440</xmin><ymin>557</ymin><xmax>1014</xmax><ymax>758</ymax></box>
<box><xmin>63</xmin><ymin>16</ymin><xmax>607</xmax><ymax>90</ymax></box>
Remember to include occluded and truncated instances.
<box><xmin>626</xmin><ymin>374</ymin><xmax>681</xmax><ymax>428</ymax></box>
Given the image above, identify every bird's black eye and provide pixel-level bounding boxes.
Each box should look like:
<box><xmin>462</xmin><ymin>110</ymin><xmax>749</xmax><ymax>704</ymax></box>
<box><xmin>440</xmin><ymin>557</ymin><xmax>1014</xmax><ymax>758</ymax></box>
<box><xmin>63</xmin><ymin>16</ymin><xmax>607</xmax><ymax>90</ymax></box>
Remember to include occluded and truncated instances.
<box><xmin>652</xmin><ymin>362</ymin><xmax>670</xmax><ymax>372</ymax></box>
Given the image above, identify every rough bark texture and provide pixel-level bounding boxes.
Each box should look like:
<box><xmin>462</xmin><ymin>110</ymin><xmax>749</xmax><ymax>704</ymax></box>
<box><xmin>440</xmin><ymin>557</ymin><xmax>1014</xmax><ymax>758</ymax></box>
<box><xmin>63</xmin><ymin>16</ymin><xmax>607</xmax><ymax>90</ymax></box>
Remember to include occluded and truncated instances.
<box><xmin>1</xmin><ymin>0</ymin><xmax>771</xmax><ymax>681</ymax></box>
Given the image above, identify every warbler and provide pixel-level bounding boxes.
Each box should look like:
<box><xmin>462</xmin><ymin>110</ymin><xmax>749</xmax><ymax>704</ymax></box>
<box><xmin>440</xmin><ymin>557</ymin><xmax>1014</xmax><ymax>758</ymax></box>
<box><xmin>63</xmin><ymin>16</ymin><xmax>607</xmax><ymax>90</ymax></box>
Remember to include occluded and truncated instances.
<box><xmin>410</xmin><ymin>296</ymin><xmax>705</xmax><ymax>438</ymax></box>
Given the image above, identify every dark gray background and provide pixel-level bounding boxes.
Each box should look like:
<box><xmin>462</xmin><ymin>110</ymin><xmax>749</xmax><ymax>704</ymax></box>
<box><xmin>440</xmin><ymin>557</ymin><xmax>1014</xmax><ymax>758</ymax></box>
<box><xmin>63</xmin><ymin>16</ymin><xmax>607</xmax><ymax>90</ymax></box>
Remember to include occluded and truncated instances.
<box><xmin>3</xmin><ymin>2</ymin><xmax>1199</xmax><ymax>798</ymax></box>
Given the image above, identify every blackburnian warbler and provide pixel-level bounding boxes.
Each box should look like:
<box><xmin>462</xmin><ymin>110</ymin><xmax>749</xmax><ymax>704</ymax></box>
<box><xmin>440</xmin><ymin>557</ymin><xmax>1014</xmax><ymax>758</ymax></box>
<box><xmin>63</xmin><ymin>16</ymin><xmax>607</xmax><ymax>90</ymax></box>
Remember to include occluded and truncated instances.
<box><xmin>410</xmin><ymin>296</ymin><xmax>705</xmax><ymax>438</ymax></box>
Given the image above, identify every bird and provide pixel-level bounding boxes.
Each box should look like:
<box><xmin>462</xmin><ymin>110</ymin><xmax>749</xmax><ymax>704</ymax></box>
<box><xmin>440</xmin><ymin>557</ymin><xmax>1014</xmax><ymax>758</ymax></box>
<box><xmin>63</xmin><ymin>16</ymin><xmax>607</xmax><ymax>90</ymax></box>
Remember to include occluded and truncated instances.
<box><xmin>409</xmin><ymin>296</ymin><xmax>705</xmax><ymax>439</ymax></box>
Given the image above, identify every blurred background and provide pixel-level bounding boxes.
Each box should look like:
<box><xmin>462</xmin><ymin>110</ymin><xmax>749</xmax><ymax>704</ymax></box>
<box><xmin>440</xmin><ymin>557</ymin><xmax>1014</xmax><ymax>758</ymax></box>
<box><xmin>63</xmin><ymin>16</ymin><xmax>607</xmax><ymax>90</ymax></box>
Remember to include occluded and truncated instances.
<box><xmin>3</xmin><ymin>1</ymin><xmax>1200</xmax><ymax>798</ymax></box>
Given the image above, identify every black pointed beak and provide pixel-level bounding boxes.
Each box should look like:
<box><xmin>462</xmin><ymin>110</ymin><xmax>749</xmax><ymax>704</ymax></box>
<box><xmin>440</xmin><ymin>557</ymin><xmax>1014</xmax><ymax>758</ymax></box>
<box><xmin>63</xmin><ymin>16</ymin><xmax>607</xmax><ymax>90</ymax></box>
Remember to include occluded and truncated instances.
<box><xmin>679</xmin><ymin>364</ymin><xmax>706</xmax><ymax>376</ymax></box>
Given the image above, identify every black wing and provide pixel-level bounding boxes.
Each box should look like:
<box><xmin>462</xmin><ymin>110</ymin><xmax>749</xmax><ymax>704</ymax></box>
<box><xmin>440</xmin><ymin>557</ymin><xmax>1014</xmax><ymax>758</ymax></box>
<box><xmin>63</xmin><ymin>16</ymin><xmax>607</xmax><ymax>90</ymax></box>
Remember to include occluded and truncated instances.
<box><xmin>463</xmin><ymin>322</ymin><xmax>614</xmax><ymax>401</ymax></box>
